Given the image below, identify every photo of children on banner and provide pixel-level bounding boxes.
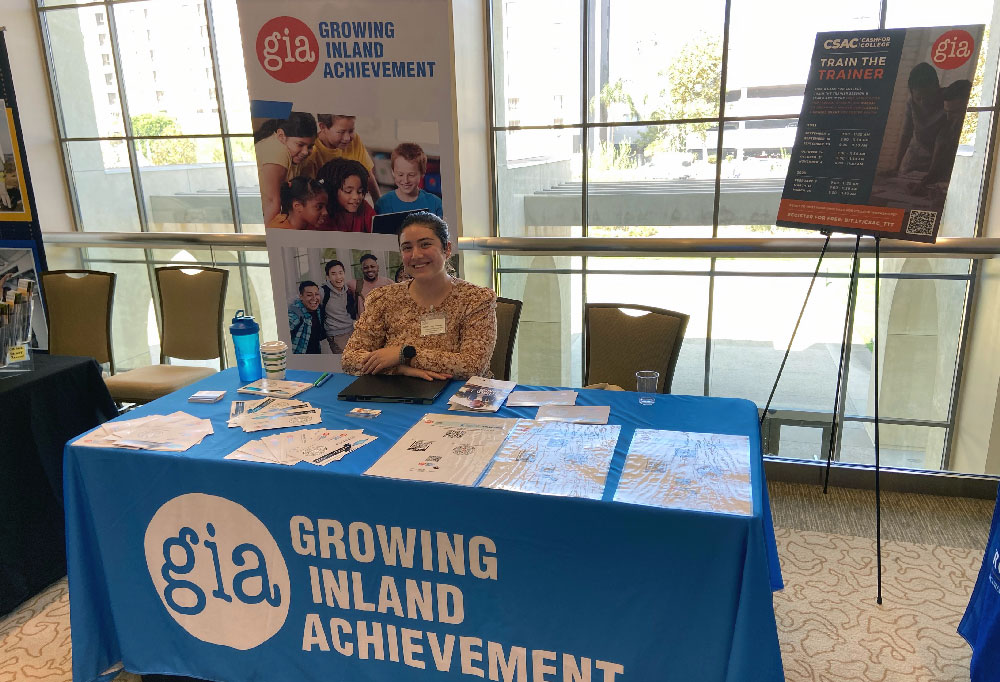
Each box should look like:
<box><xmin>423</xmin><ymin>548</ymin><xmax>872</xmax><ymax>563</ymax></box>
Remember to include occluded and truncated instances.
<box><xmin>254</xmin><ymin>112</ymin><xmax>318</xmax><ymax>225</ymax></box>
<box><xmin>254</xmin><ymin>112</ymin><xmax>444</xmax><ymax>233</ymax></box>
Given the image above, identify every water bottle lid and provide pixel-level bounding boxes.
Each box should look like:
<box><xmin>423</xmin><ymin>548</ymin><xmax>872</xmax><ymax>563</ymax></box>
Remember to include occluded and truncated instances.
<box><xmin>230</xmin><ymin>309</ymin><xmax>259</xmax><ymax>335</ymax></box>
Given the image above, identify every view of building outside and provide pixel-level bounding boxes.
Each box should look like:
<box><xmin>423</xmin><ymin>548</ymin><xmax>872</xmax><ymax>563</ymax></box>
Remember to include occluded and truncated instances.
<box><xmin>492</xmin><ymin>0</ymin><xmax>999</xmax><ymax>472</ymax></box>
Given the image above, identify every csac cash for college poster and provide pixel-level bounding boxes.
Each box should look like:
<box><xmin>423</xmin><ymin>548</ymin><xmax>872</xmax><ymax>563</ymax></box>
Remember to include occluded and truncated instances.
<box><xmin>777</xmin><ymin>26</ymin><xmax>984</xmax><ymax>243</ymax></box>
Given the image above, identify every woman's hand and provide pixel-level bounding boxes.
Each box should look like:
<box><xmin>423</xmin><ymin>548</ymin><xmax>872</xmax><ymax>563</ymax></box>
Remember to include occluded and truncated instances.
<box><xmin>360</xmin><ymin>346</ymin><xmax>402</xmax><ymax>374</ymax></box>
<box><xmin>397</xmin><ymin>364</ymin><xmax>452</xmax><ymax>381</ymax></box>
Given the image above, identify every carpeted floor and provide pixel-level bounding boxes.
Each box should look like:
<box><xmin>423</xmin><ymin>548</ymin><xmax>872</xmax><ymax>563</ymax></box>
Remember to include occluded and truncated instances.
<box><xmin>1</xmin><ymin>482</ymin><xmax>994</xmax><ymax>682</ymax></box>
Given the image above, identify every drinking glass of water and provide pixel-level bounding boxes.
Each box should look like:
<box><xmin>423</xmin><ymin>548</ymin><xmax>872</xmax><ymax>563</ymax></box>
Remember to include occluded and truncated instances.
<box><xmin>636</xmin><ymin>370</ymin><xmax>659</xmax><ymax>405</ymax></box>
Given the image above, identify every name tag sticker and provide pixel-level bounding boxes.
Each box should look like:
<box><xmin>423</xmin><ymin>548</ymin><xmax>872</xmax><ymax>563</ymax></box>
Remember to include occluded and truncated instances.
<box><xmin>420</xmin><ymin>311</ymin><xmax>447</xmax><ymax>336</ymax></box>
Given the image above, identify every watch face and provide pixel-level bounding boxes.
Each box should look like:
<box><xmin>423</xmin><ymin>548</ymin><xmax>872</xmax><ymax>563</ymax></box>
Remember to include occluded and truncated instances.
<box><xmin>404</xmin><ymin>345</ymin><xmax>416</xmax><ymax>359</ymax></box>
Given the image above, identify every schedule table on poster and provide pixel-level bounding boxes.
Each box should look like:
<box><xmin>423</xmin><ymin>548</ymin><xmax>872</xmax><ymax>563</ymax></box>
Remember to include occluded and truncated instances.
<box><xmin>66</xmin><ymin>369</ymin><xmax>784</xmax><ymax>682</ymax></box>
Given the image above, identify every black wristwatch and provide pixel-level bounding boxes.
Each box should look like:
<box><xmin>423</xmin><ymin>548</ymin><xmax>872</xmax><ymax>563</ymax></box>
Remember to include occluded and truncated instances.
<box><xmin>400</xmin><ymin>345</ymin><xmax>416</xmax><ymax>365</ymax></box>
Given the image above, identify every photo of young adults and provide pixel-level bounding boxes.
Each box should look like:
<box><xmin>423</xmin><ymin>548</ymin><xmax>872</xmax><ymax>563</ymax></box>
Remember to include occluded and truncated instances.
<box><xmin>348</xmin><ymin>251</ymin><xmax>397</xmax><ymax>317</ymax></box>
<box><xmin>254</xmin><ymin>113</ymin><xmax>444</xmax><ymax>234</ymax></box>
<box><xmin>269</xmin><ymin>230</ymin><xmax>400</xmax><ymax>369</ymax></box>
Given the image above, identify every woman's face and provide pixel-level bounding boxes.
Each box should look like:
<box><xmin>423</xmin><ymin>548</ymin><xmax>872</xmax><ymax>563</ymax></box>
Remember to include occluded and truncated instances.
<box><xmin>295</xmin><ymin>192</ymin><xmax>328</xmax><ymax>227</ymax></box>
<box><xmin>337</xmin><ymin>175</ymin><xmax>365</xmax><ymax>213</ymax></box>
<box><xmin>278</xmin><ymin>131</ymin><xmax>315</xmax><ymax>164</ymax></box>
<box><xmin>399</xmin><ymin>223</ymin><xmax>450</xmax><ymax>279</ymax></box>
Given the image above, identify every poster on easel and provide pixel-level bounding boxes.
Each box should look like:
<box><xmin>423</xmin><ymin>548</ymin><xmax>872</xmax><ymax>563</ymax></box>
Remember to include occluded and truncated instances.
<box><xmin>235</xmin><ymin>1</ymin><xmax>455</xmax><ymax>371</ymax></box>
<box><xmin>0</xmin><ymin>31</ymin><xmax>46</xmax><ymax>358</ymax></box>
<box><xmin>777</xmin><ymin>26</ymin><xmax>984</xmax><ymax>243</ymax></box>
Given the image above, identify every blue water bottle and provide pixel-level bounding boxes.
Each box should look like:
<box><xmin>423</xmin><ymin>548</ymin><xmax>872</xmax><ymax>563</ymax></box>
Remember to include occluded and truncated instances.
<box><xmin>230</xmin><ymin>310</ymin><xmax>262</xmax><ymax>382</ymax></box>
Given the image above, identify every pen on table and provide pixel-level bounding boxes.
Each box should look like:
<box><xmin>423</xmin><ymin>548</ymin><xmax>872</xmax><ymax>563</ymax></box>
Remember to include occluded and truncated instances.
<box><xmin>247</xmin><ymin>398</ymin><xmax>274</xmax><ymax>414</ymax></box>
<box><xmin>314</xmin><ymin>372</ymin><xmax>331</xmax><ymax>387</ymax></box>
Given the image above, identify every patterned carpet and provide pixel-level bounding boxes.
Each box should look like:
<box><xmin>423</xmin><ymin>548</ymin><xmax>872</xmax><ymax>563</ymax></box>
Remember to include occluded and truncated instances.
<box><xmin>0</xmin><ymin>483</ymin><xmax>993</xmax><ymax>682</ymax></box>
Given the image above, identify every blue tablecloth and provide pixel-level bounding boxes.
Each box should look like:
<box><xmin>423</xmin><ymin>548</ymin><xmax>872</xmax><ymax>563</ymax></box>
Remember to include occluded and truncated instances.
<box><xmin>66</xmin><ymin>369</ymin><xmax>783</xmax><ymax>682</ymax></box>
<box><xmin>959</xmin><ymin>486</ymin><xmax>1000</xmax><ymax>681</ymax></box>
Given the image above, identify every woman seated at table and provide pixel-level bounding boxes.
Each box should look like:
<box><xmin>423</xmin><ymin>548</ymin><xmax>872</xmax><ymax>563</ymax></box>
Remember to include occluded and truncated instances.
<box><xmin>342</xmin><ymin>212</ymin><xmax>496</xmax><ymax>380</ymax></box>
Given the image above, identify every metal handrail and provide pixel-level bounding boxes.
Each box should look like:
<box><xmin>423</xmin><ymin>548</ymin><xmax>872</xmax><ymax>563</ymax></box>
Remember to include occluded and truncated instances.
<box><xmin>41</xmin><ymin>231</ymin><xmax>1000</xmax><ymax>258</ymax></box>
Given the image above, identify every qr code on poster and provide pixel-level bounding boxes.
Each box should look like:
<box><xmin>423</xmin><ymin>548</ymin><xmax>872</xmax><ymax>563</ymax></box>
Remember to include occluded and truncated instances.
<box><xmin>905</xmin><ymin>210</ymin><xmax>937</xmax><ymax>236</ymax></box>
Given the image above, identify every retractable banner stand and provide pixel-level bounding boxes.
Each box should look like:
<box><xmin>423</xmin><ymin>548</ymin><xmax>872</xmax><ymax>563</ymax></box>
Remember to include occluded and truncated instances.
<box><xmin>235</xmin><ymin>1</ymin><xmax>456</xmax><ymax>371</ymax></box>
<box><xmin>777</xmin><ymin>26</ymin><xmax>984</xmax><ymax>242</ymax></box>
<box><xmin>0</xmin><ymin>31</ymin><xmax>46</xmax><ymax>351</ymax></box>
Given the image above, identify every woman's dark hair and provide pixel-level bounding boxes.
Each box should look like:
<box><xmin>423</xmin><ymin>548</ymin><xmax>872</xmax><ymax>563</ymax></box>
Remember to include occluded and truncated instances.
<box><xmin>253</xmin><ymin>111</ymin><xmax>318</xmax><ymax>143</ymax></box>
<box><xmin>908</xmin><ymin>62</ymin><xmax>939</xmax><ymax>90</ymax></box>
<box><xmin>315</xmin><ymin>159</ymin><xmax>369</xmax><ymax>212</ymax></box>
<box><xmin>279</xmin><ymin>177</ymin><xmax>326</xmax><ymax>214</ymax></box>
<box><xmin>398</xmin><ymin>211</ymin><xmax>449</xmax><ymax>249</ymax></box>
<box><xmin>942</xmin><ymin>79</ymin><xmax>973</xmax><ymax>102</ymax></box>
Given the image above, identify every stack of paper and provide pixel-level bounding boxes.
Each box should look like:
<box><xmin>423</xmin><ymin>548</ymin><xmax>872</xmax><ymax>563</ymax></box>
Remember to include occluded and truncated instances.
<box><xmin>613</xmin><ymin>430</ymin><xmax>752</xmax><ymax>515</ymax></box>
<box><xmin>448</xmin><ymin>376</ymin><xmax>517</xmax><ymax>412</ymax></box>
<box><xmin>227</xmin><ymin>398</ymin><xmax>322</xmax><ymax>432</ymax></box>
<box><xmin>226</xmin><ymin>428</ymin><xmax>376</xmax><ymax>466</ymax></box>
<box><xmin>365</xmin><ymin>413</ymin><xmax>519</xmax><ymax>485</ymax></box>
<box><xmin>479</xmin><ymin>420</ymin><xmax>621</xmax><ymax>499</ymax></box>
<box><xmin>237</xmin><ymin>378</ymin><xmax>314</xmax><ymax>399</ymax></box>
<box><xmin>74</xmin><ymin>412</ymin><xmax>213</xmax><ymax>452</ymax></box>
<box><xmin>506</xmin><ymin>390</ymin><xmax>578</xmax><ymax>407</ymax></box>
<box><xmin>189</xmin><ymin>390</ymin><xmax>226</xmax><ymax>403</ymax></box>
<box><xmin>535</xmin><ymin>404</ymin><xmax>610</xmax><ymax>424</ymax></box>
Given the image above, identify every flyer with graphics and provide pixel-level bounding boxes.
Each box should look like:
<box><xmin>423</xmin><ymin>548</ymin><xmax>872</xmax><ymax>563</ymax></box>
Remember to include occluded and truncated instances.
<box><xmin>364</xmin><ymin>413</ymin><xmax>519</xmax><ymax>485</ymax></box>
<box><xmin>777</xmin><ymin>26</ymin><xmax>983</xmax><ymax>243</ymax></box>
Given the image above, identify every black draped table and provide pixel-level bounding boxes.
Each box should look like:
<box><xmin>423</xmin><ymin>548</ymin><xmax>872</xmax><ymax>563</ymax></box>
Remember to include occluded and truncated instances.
<box><xmin>0</xmin><ymin>354</ymin><xmax>117</xmax><ymax>615</ymax></box>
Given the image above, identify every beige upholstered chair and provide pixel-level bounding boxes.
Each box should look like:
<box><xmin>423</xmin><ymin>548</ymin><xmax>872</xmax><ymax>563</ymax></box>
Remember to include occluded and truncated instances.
<box><xmin>40</xmin><ymin>270</ymin><xmax>117</xmax><ymax>374</ymax></box>
<box><xmin>585</xmin><ymin>303</ymin><xmax>689</xmax><ymax>393</ymax></box>
<box><xmin>490</xmin><ymin>297</ymin><xmax>523</xmax><ymax>381</ymax></box>
<box><xmin>104</xmin><ymin>266</ymin><xmax>228</xmax><ymax>404</ymax></box>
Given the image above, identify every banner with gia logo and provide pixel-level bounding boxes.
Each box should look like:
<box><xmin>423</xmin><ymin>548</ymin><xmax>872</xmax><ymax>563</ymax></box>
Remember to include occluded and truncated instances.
<box><xmin>235</xmin><ymin>0</ymin><xmax>456</xmax><ymax>371</ymax></box>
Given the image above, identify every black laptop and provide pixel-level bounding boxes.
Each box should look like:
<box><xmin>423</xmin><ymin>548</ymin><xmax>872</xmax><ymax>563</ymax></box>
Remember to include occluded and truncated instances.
<box><xmin>338</xmin><ymin>374</ymin><xmax>448</xmax><ymax>404</ymax></box>
<box><xmin>371</xmin><ymin>208</ymin><xmax>427</xmax><ymax>235</ymax></box>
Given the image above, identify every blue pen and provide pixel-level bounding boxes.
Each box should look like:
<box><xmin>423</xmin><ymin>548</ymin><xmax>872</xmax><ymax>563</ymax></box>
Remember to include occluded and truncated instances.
<box><xmin>314</xmin><ymin>372</ymin><xmax>332</xmax><ymax>387</ymax></box>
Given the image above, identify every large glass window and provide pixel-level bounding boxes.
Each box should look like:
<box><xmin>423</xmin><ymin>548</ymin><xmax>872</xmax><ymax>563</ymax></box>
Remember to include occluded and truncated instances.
<box><xmin>490</xmin><ymin>0</ymin><xmax>999</xmax><ymax>473</ymax></box>
<box><xmin>37</xmin><ymin>0</ymin><xmax>268</xmax><ymax>369</ymax></box>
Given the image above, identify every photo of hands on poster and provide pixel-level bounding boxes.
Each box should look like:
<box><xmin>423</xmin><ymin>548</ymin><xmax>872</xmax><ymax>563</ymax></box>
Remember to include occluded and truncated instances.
<box><xmin>253</xmin><ymin>114</ymin><xmax>443</xmax><ymax>233</ymax></box>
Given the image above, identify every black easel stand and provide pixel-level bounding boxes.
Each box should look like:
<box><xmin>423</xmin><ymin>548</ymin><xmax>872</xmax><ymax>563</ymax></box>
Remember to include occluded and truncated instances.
<box><xmin>761</xmin><ymin>232</ymin><xmax>883</xmax><ymax>603</ymax></box>
<box><xmin>823</xmin><ymin>236</ymin><xmax>861</xmax><ymax>493</ymax></box>
<box><xmin>759</xmin><ymin>232</ymin><xmax>832</xmax><ymax>425</ymax></box>
<box><xmin>873</xmin><ymin>237</ymin><xmax>883</xmax><ymax>604</ymax></box>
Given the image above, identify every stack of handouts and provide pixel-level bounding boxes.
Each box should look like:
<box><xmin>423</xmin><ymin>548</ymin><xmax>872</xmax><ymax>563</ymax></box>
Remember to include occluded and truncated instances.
<box><xmin>226</xmin><ymin>428</ymin><xmax>376</xmax><ymax>466</ymax></box>
<box><xmin>73</xmin><ymin>412</ymin><xmax>213</xmax><ymax>451</ymax></box>
<box><xmin>228</xmin><ymin>398</ymin><xmax>321</xmax><ymax>432</ymax></box>
<box><xmin>448</xmin><ymin>376</ymin><xmax>517</xmax><ymax>412</ymax></box>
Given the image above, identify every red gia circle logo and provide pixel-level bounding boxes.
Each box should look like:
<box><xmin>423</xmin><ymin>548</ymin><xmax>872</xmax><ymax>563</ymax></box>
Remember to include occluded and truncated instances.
<box><xmin>256</xmin><ymin>16</ymin><xmax>319</xmax><ymax>83</ymax></box>
<box><xmin>931</xmin><ymin>29</ymin><xmax>976</xmax><ymax>70</ymax></box>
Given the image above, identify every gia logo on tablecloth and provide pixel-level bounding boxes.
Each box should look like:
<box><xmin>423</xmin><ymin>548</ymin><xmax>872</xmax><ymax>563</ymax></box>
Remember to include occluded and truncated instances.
<box><xmin>144</xmin><ymin>493</ymin><xmax>290</xmax><ymax>649</ymax></box>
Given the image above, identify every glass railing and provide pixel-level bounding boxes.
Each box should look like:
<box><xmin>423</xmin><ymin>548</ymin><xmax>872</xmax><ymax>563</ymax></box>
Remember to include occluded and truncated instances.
<box><xmin>41</xmin><ymin>232</ymin><xmax>1000</xmax><ymax>476</ymax></box>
